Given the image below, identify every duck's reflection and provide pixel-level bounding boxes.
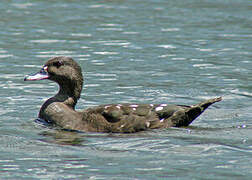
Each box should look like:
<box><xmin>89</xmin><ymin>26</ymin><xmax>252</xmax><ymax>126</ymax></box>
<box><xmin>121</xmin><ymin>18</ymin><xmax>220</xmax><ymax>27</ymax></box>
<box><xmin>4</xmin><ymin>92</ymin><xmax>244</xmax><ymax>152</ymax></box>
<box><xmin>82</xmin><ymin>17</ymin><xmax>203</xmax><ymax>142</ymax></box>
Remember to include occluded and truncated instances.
<box><xmin>38</xmin><ymin>128</ymin><xmax>86</xmax><ymax>146</ymax></box>
<box><xmin>35</xmin><ymin>117</ymin><xmax>85</xmax><ymax>146</ymax></box>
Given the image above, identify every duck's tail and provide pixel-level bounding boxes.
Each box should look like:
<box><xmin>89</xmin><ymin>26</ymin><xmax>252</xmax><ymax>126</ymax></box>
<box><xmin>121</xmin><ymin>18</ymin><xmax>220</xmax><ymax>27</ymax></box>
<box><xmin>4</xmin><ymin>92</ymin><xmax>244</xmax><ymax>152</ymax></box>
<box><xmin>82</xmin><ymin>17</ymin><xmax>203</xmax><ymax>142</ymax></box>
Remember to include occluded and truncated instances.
<box><xmin>170</xmin><ymin>97</ymin><xmax>222</xmax><ymax>127</ymax></box>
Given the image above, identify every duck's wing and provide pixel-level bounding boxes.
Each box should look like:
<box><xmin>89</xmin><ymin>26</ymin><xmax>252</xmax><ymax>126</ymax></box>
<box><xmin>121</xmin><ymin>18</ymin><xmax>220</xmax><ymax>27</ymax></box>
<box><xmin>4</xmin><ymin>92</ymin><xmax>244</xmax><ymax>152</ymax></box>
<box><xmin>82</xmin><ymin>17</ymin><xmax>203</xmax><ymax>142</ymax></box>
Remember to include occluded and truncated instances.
<box><xmin>82</xmin><ymin>104</ymin><xmax>159</xmax><ymax>132</ymax></box>
<box><xmin>82</xmin><ymin>97</ymin><xmax>221</xmax><ymax>133</ymax></box>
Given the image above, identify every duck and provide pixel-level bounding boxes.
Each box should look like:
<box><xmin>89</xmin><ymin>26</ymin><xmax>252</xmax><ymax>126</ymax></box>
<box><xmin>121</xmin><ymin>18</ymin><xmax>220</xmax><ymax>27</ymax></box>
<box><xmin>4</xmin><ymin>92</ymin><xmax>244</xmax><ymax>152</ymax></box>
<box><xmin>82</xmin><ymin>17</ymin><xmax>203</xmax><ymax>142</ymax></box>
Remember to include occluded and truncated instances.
<box><xmin>24</xmin><ymin>56</ymin><xmax>222</xmax><ymax>133</ymax></box>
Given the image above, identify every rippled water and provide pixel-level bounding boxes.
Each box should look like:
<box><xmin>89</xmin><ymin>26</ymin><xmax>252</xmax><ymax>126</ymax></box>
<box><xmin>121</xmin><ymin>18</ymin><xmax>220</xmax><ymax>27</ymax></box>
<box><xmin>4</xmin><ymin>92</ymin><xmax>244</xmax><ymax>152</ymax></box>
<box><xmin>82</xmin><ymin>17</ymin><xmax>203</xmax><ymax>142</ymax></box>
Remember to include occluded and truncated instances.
<box><xmin>0</xmin><ymin>0</ymin><xmax>251</xmax><ymax>179</ymax></box>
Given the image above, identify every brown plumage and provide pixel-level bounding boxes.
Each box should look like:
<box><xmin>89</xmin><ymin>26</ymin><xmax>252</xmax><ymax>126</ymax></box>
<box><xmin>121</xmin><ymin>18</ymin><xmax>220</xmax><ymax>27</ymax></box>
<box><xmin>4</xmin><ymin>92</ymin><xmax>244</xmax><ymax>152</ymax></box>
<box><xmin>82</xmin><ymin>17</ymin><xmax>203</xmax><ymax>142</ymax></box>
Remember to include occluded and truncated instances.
<box><xmin>24</xmin><ymin>56</ymin><xmax>222</xmax><ymax>133</ymax></box>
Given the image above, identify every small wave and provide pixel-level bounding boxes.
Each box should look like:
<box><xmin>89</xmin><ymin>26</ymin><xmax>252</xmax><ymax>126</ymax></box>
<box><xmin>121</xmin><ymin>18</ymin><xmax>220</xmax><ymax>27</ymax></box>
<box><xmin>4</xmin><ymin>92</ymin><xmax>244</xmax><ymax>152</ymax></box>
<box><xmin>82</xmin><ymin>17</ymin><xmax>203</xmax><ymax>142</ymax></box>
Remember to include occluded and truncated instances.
<box><xmin>30</xmin><ymin>39</ymin><xmax>66</xmax><ymax>43</ymax></box>
<box><xmin>161</xmin><ymin>28</ymin><xmax>180</xmax><ymax>32</ymax></box>
<box><xmin>157</xmin><ymin>44</ymin><xmax>176</xmax><ymax>49</ymax></box>
<box><xmin>97</xmin><ymin>28</ymin><xmax>123</xmax><ymax>31</ymax></box>
<box><xmin>196</xmin><ymin>48</ymin><xmax>214</xmax><ymax>52</ymax></box>
<box><xmin>70</xmin><ymin>33</ymin><xmax>92</xmax><ymax>37</ymax></box>
<box><xmin>12</xmin><ymin>3</ymin><xmax>33</xmax><ymax>9</ymax></box>
<box><xmin>38</xmin><ymin>51</ymin><xmax>73</xmax><ymax>54</ymax></box>
<box><xmin>122</xmin><ymin>31</ymin><xmax>139</xmax><ymax>34</ymax></box>
<box><xmin>100</xmin><ymin>23</ymin><xmax>123</xmax><ymax>27</ymax></box>
<box><xmin>230</xmin><ymin>89</ymin><xmax>252</xmax><ymax>98</ymax></box>
<box><xmin>93</xmin><ymin>52</ymin><xmax>119</xmax><ymax>55</ymax></box>
<box><xmin>0</xmin><ymin>54</ymin><xmax>13</xmax><ymax>58</ymax></box>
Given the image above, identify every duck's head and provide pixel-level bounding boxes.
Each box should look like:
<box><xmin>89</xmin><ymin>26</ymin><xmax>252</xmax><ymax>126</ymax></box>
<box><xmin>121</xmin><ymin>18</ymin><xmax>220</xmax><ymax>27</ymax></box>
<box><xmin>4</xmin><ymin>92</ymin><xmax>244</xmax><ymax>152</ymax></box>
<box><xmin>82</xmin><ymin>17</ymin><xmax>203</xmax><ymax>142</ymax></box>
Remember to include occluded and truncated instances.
<box><xmin>24</xmin><ymin>56</ymin><xmax>83</xmax><ymax>100</ymax></box>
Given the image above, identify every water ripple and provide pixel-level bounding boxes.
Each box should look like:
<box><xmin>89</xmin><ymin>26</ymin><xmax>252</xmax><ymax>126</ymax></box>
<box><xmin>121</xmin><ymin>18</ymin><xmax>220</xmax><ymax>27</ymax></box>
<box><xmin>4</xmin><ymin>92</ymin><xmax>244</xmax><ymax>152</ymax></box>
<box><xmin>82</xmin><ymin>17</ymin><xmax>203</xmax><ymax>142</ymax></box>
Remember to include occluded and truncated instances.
<box><xmin>38</xmin><ymin>51</ymin><xmax>74</xmax><ymax>55</ymax></box>
<box><xmin>161</xmin><ymin>28</ymin><xmax>180</xmax><ymax>32</ymax></box>
<box><xmin>12</xmin><ymin>3</ymin><xmax>33</xmax><ymax>9</ymax></box>
<box><xmin>157</xmin><ymin>44</ymin><xmax>176</xmax><ymax>49</ymax></box>
<box><xmin>30</xmin><ymin>39</ymin><xmax>66</xmax><ymax>43</ymax></box>
<box><xmin>70</xmin><ymin>33</ymin><xmax>92</xmax><ymax>37</ymax></box>
<box><xmin>93</xmin><ymin>52</ymin><xmax>119</xmax><ymax>55</ymax></box>
<box><xmin>230</xmin><ymin>89</ymin><xmax>252</xmax><ymax>98</ymax></box>
<box><xmin>90</xmin><ymin>40</ymin><xmax>130</xmax><ymax>47</ymax></box>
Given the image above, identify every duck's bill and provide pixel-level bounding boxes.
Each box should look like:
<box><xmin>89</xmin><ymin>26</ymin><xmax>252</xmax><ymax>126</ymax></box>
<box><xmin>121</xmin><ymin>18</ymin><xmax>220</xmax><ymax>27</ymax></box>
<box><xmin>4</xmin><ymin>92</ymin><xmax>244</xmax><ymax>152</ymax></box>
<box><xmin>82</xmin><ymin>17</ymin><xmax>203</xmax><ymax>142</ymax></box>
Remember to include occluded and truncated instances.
<box><xmin>24</xmin><ymin>66</ymin><xmax>49</xmax><ymax>81</ymax></box>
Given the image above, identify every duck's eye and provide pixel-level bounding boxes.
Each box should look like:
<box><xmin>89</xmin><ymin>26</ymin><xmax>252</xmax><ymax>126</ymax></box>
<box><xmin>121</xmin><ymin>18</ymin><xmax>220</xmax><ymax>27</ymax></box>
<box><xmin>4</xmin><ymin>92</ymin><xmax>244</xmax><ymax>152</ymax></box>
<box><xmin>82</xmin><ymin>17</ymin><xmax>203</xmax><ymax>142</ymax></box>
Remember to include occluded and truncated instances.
<box><xmin>53</xmin><ymin>61</ymin><xmax>63</xmax><ymax>68</ymax></box>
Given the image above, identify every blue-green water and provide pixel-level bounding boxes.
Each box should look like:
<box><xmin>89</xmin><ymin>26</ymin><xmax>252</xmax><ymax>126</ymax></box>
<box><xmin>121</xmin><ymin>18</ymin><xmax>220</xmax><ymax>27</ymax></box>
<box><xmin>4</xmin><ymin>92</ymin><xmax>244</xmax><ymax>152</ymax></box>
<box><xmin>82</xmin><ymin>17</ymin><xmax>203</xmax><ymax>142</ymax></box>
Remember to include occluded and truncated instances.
<box><xmin>0</xmin><ymin>0</ymin><xmax>251</xmax><ymax>179</ymax></box>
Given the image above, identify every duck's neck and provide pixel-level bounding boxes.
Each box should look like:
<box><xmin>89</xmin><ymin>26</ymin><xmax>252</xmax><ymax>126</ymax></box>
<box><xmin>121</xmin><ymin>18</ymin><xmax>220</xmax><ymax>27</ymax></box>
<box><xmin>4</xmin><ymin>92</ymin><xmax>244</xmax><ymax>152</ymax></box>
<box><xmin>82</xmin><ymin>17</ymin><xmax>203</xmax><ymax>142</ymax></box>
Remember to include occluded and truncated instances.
<box><xmin>55</xmin><ymin>80</ymin><xmax>83</xmax><ymax>109</ymax></box>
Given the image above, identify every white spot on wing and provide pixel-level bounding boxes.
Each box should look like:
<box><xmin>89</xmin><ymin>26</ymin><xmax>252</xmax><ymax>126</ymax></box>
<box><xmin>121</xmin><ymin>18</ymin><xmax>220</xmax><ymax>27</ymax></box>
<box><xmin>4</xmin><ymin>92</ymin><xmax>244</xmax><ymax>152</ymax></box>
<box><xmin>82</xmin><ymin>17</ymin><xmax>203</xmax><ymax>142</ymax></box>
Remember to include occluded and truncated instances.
<box><xmin>150</xmin><ymin>104</ymin><xmax>154</xmax><ymax>107</ymax></box>
<box><xmin>130</xmin><ymin>104</ymin><xmax>138</xmax><ymax>108</ymax></box>
<box><xmin>104</xmin><ymin>105</ymin><xmax>110</xmax><ymax>109</ymax></box>
<box><xmin>146</xmin><ymin>122</ymin><xmax>150</xmax><ymax>128</ymax></box>
<box><xmin>160</xmin><ymin>118</ymin><xmax>165</xmax><ymax>122</ymax></box>
<box><xmin>132</xmin><ymin>108</ymin><xmax>136</xmax><ymax>111</ymax></box>
<box><xmin>155</xmin><ymin>106</ymin><xmax>163</xmax><ymax>111</ymax></box>
<box><xmin>116</xmin><ymin>105</ymin><xmax>121</xmax><ymax>109</ymax></box>
<box><xmin>160</xmin><ymin>104</ymin><xmax>167</xmax><ymax>107</ymax></box>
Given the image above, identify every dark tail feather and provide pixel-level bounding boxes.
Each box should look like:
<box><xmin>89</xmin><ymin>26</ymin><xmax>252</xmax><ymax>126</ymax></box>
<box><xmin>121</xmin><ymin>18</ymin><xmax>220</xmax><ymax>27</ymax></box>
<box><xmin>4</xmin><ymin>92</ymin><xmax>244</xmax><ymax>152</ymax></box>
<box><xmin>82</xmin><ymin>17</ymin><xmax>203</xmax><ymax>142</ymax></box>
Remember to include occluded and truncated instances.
<box><xmin>173</xmin><ymin>97</ymin><xmax>222</xmax><ymax>127</ymax></box>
